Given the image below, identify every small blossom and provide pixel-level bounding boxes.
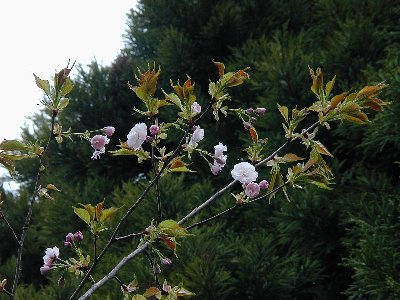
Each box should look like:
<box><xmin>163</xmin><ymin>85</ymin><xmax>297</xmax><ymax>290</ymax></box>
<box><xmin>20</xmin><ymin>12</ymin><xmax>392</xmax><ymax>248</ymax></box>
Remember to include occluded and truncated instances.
<box><xmin>149</xmin><ymin>125</ymin><xmax>161</xmax><ymax>136</ymax></box>
<box><xmin>211</xmin><ymin>162</ymin><xmax>223</xmax><ymax>175</ymax></box>
<box><xmin>191</xmin><ymin>102</ymin><xmax>202</xmax><ymax>115</ymax></box>
<box><xmin>103</xmin><ymin>126</ymin><xmax>115</xmax><ymax>137</ymax></box>
<box><xmin>145</xmin><ymin>135</ymin><xmax>153</xmax><ymax>142</ymax></box>
<box><xmin>154</xmin><ymin>264</ymin><xmax>161</xmax><ymax>274</ymax></box>
<box><xmin>246</xmin><ymin>108</ymin><xmax>254</xmax><ymax>114</ymax></box>
<box><xmin>188</xmin><ymin>126</ymin><xmax>204</xmax><ymax>148</ymax></box>
<box><xmin>214</xmin><ymin>143</ymin><xmax>227</xmax><ymax>165</ymax></box>
<box><xmin>127</xmin><ymin>123</ymin><xmax>147</xmax><ymax>150</ymax></box>
<box><xmin>243</xmin><ymin>122</ymin><xmax>251</xmax><ymax>130</ymax></box>
<box><xmin>231</xmin><ymin>162</ymin><xmax>258</xmax><ymax>184</ymax></box>
<box><xmin>255</xmin><ymin>107</ymin><xmax>267</xmax><ymax>115</ymax></box>
<box><xmin>74</xmin><ymin>231</ymin><xmax>83</xmax><ymax>241</ymax></box>
<box><xmin>90</xmin><ymin>135</ymin><xmax>110</xmax><ymax>160</ymax></box>
<box><xmin>245</xmin><ymin>182</ymin><xmax>260</xmax><ymax>198</ymax></box>
<box><xmin>41</xmin><ymin>246</ymin><xmax>59</xmax><ymax>274</ymax></box>
<box><xmin>40</xmin><ymin>265</ymin><xmax>54</xmax><ymax>275</ymax></box>
<box><xmin>64</xmin><ymin>232</ymin><xmax>74</xmax><ymax>247</ymax></box>
<box><xmin>259</xmin><ymin>180</ymin><xmax>269</xmax><ymax>190</ymax></box>
<box><xmin>161</xmin><ymin>258</ymin><xmax>172</xmax><ymax>266</ymax></box>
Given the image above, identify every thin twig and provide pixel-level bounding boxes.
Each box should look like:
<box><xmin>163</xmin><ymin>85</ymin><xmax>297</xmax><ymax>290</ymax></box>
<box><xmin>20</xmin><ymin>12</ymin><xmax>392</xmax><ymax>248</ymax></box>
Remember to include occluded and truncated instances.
<box><xmin>0</xmin><ymin>210</ymin><xmax>20</xmax><ymax>245</ymax></box>
<box><xmin>113</xmin><ymin>231</ymin><xmax>145</xmax><ymax>242</ymax></box>
<box><xmin>144</xmin><ymin>250</ymin><xmax>160</xmax><ymax>286</ymax></box>
<box><xmin>12</xmin><ymin>111</ymin><xmax>57</xmax><ymax>297</ymax></box>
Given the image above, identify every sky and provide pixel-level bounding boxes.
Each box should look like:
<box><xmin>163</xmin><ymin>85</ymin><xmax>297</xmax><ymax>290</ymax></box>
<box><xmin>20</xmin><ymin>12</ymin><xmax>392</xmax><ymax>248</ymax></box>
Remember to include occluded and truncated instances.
<box><xmin>0</xmin><ymin>0</ymin><xmax>138</xmax><ymax>189</ymax></box>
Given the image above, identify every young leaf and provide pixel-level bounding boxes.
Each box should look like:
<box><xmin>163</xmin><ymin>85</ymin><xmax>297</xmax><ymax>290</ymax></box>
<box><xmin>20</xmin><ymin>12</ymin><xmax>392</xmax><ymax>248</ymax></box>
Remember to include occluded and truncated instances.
<box><xmin>73</xmin><ymin>207</ymin><xmax>91</xmax><ymax>225</ymax></box>
<box><xmin>277</xmin><ymin>104</ymin><xmax>289</xmax><ymax>123</ymax></box>
<box><xmin>330</xmin><ymin>92</ymin><xmax>348</xmax><ymax>109</ymax></box>
<box><xmin>33</xmin><ymin>73</ymin><xmax>51</xmax><ymax>96</ymax></box>
<box><xmin>282</xmin><ymin>153</ymin><xmax>305</xmax><ymax>162</ymax></box>
<box><xmin>314</xmin><ymin>141</ymin><xmax>333</xmax><ymax>157</ymax></box>
<box><xmin>249</xmin><ymin>126</ymin><xmax>258</xmax><ymax>143</ymax></box>
<box><xmin>325</xmin><ymin>75</ymin><xmax>336</xmax><ymax>97</ymax></box>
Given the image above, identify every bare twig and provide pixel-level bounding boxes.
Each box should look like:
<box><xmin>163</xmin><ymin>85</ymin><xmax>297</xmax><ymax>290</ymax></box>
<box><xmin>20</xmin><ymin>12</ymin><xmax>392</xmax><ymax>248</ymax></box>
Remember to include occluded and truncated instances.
<box><xmin>113</xmin><ymin>231</ymin><xmax>145</xmax><ymax>242</ymax></box>
<box><xmin>0</xmin><ymin>210</ymin><xmax>20</xmax><ymax>245</ymax></box>
<box><xmin>12</xmin><ymin>111</ymin><xmax>57</xmax><ymax>297</ymax></box>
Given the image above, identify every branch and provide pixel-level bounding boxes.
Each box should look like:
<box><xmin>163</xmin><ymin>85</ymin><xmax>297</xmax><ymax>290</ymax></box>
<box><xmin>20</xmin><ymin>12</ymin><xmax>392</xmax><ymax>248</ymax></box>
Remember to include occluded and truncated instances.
<box><xmin>12</xmin><ymin>111</ymin><xmax>57</xmax><ymax>297</ymax></box>
<box><xmin>69</xmin><ymin>101</ymin><xmax>213</xmax><ymax>299</ymax></box>
<box><xmin>186</xmin><ymin>182</ymin><xmax>288</xmax><ymax>230</ymax></box>
<box><xmin>113</xmin><ymin>231</ymin><xmax>145</xmax><ymax>242</ymax></box>
<box><xmin>0</xmin><ymin>210</ymin><xmax>20</xmax><ymax>245</ymax></box>
<box><xmin>77</xmin><ymin>242</ymin><xmax>149</xmax><ymax>300</ymax></box>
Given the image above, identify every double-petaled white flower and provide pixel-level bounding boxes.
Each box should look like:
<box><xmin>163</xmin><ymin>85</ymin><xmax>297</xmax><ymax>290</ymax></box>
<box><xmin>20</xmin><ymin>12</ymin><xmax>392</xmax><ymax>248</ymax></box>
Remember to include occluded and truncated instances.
<box><xmin>211</xmin><ymin>143</ymin><xmax>227</xmax><ymax>175</ymax></box>
<box><xmin>127</xmin><ymin>123</ymin><xmax>148</xmax><ymax>150</ymax></box>
<box><xmin>231</xmin><ymin>162</ymin><xmax>258</xmax><ymax>184</ymax></box>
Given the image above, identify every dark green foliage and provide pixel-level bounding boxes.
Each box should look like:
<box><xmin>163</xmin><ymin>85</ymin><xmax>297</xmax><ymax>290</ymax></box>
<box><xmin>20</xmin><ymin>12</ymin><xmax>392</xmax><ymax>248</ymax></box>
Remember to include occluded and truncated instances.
<box><xmin>2</xmin><ymin>0</ymin><xmax>400</xmax><ymax>299</ymax></box>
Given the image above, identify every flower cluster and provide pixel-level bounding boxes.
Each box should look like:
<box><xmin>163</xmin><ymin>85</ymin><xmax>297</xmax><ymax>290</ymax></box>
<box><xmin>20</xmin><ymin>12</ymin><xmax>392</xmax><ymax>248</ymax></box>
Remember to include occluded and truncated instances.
<box><xmin>211</xmin><ymin>143</ymin><xmax>227</xmax><ymax>175</ymax></box>
<box><xmin>64</xmin><ymin>231</ymin><xmax>83</xmax><ymax>247</ymax></box>
<box><xmin>40</xmin><ymin>246</ymin><xmax>59</xmax><ymax>275</ymax></box>
<box><xmin>231</xmin><ymin>162</ymin><xmax>269</xmax><ymax>198</ymax></box>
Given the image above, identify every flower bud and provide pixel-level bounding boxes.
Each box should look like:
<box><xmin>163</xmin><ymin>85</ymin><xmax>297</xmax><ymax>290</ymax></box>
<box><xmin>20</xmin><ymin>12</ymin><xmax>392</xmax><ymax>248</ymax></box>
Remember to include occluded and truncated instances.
<box><xmin>145</xmin><ymin>135</ymin><xmax>153</xmax><ymax>142</ymax></box>
<box><xmin>255</xmin><ymin>108</ymin><xmax>267</xmax><ymax>115</ymax></box>
<box><xmin>191</xmin><ymin>102</ymin><xmax>202</xmax><ymax>115</ymax></box>
<box><xmin>103</xmin><ymin>126</ymin><xmax>115</xmax><ymax>137</ymax></box>
<box><xmin>246</xmin><ymin>108</ymin><xmax>254</xmax><ymax>114</ymax></box>
<box><xmin>259</xmin><ymin>180</ymin><xmax>269</xmax><ymax>190</ymax></box>
<box><xmin>154</xmin><ymin>264</ymin><xmax>161</xmax><ymax>274</ymax></box>
<box><xmin>245</xmin><ymin>182</ymin><xmax>260</xmax><ymax>199</ymax></box>
<box><xmin>149</xmin><ymin>125</ymin><xmax>161</xmax><ymax>136</ymax></box>
<box><xmin>74</xmin><ymin>231</ymin><xmax>83</xmax><ymax>242</ymax></box>
<box><xmin>161</xmin><ymin>258</ymin><xmax>172</xmax><ymax>266</ymax></box>
<box><xmin>65</xmin><ymin>233</ymin><xmax>74</xmax><ymax>246</ymax></box>
<box><xmin>243</xmin><ymin>122</ymin><xmax>251</xmax><ymax>130</ymax></box>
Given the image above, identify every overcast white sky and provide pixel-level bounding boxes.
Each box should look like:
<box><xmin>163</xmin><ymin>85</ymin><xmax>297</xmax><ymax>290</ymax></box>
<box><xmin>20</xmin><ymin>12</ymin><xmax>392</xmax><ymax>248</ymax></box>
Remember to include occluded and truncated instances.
<box><xmin>0</xmin><ymin>0</ymin><xmax>138</xmax><ymax>189</ymax></box>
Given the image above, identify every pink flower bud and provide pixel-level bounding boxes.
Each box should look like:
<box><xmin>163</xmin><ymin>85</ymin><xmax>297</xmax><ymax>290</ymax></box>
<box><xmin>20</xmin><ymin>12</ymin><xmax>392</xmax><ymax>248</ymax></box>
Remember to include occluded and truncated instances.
<box><xmin>246</xmin><ymin>108</ymin><xmax>254</xmax><ymax>114</ymax></box>
<box><xmin>245</xmin><ymin>182</ymin><xmax>260</xmax><ymax>199</ymax></box>
<box><xmin>161</xmin><ymin>258</ymin><xmax>172</xmax><ymax>266</ymax></box>
<box><xmin>40</xmin><ymin>265</ymin><xmax>53</xmax><ymax>275</ymax></box>
<box><xmin>191</xmin><ymin>102</ymin><xmax>202</xmax><ymax>115</ymax></box>
<box><xmin>145</xmin><ymin>135</ymin><xmax>153</xmax><ymax>142</ymax></box>
<box><xmin>259</xmin><ymin>180</ymin><xmax>269</xmax><ymax>190</ymax></box>
<box><xmin>74</xmin><ymin>231</ymin><xmax>83</xmax><ymax>242</ymax></box>
<box><xmin>103</xmin><ymin>126</ymin><xmax>115</xmax><ymax>137</ymax></box>
<box><xmin>243</xmin><ymin>122</ymin><xmax>251</xmax><ymax>130</ymax></box>
<box><xmin>65</xmin><ymin>232</ymin><xmax>74</xmax><ymax>243</ymax></box>
<box><xmin>154</xmin><ymin>264</ymin><xmax>161</xmax><ymax>274</ymax></box>
<box><xmin>149</xmin><ymin>125</ymin><xmax>161</xmax><ymax>136</ymax></box>
<box><xmin>255</xmin><ymin>108</ymin><xmax>267</xmax><ymax>115</ymax></box>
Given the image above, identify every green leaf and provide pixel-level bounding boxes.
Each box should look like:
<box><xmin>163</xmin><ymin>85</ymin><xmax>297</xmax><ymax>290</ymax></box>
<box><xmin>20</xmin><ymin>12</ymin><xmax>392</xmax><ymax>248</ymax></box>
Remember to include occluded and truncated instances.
<box><xmin>60</xmin><ymin>78</ymin><xmax>74</xmax><ymax>96</ymax></box>
<box><xmin>33</xmin><ymin>73</ymin><xmax>51</xmax><ymax>95</ymax></box>
<box><xmin>57</xmin><ymin>98</ymin><xmax>70</xmax><ymax>111</ymax></box>
<box><xmin>73</xmin><ymin>207</ymin><xmax>91</xmax><ymax>225</ymax></box>
<box><xmin>163</xmin><ymin>91</ymin><xmax>183</xmax><ymax>110</ymax></box>
<box><xmin>99</xmin><ymin>207</ymin><xmax>119</xmax><ymax>223</ymax></box>
<box><xmin>325</xmin><ymin>75</ymin><xmax>336</xmax><ymax>97</ymax></box>
<box><xmin>277</xmin><ymin>104</ymin><xmax>289</xmax><ymax>123</ymax></box>
<box><xmin>46</xmin><ymin>184</ymin><xmax>61</xmax><ymax>192</ymax></box>
<box><xmin>159</xmin><ymin>219</ymin><xmax>190</xmax><ymax>237</ymax></box>
<box><xmin>0</xmin><ymin>140</ymin><xmax>29</xmax><ymax>151</ymax></box>
<box><xmin>131</xmin><ymin>295</ymin><xmax>147</xmax><ymax>300</ymax></box>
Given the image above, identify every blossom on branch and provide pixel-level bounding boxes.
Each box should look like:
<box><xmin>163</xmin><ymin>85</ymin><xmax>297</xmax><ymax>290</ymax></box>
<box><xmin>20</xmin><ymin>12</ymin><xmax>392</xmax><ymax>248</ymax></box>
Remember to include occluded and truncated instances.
<box><xmin>188</xmin><ymin>125</ymin><xmax>204</xmax><ymax>148</ymax></box>
<box><xmin>40</xmin><ymin>246</ymin><xmax>59</xmax><ymax>275</ymax></box>
<box><xmin>245</xmin><ymin>182</ymin><xmax>260</xmax><ymax>198</ymax></box>
<box><xmin>103</xmin><ymin>126</ymin><xmax>115</xmax><ymax>137</ymax></box>
<box><xmin>211</xmin><ymin>142</ymin><xmax>227</xmax><ymax>175</ymax></box>
<box><xmin>231</xmin><ymin>162</ymin><xmax>258</xmax><ymax>184</ymax></box>
<box><xmin>90</xmin><ymin>135</ymin><xmax>110</xmax><ymax>160</ymax></box>
<box><xmin>127</xmin><ymin>123</ymin><xmax>147</xmax><ymax>150</ymax></box>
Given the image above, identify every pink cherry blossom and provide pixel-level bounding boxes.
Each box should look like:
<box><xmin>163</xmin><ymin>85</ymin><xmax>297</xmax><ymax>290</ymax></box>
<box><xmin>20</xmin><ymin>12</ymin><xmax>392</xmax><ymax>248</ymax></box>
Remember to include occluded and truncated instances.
<box><xmin>74</xmin><ymin>231</ymin><xmax>83</xmax><ymax>241</ymax></box>
<box><xmin>149</xmin><ymin>125</ymin><xmax>161</xmax><ymax>136</ymax></box>
<box><xmin>188</xmin><ymin>126</ymin><xmax>204</xmax><ymax>147</ymax></box>
<box><xmin>231</xmin><ymin>162</ymin><xmax>258</xmax><ymax>184</ymax></box>
<box><xmin>191</xmin><ymin>102</ymin><xmax>202</xmax><ymax>115</ymax></box>
<box><xmin>90</xmin><ymin>135</ymin><xmax>110</xmax><ymax>160</ymax></box>
<box><xmin>211</xmin><ymin>162</ymin><xmax>223</xmax><ymax>175</ymax></box>
<box><xmin>259</xmin><ymin>180</ymin><xmax>269</xmax><ymax>190</ymax></box>
<box><xmin>41</xmin><ymin>246</ymin><xmax>59</xmax><ymax>274</ymax></box>
<box><xmin>245</xmin><ymin>182</ymin><xmax>260</xmax><ymax>198</ymax></box>
<box><xmin>103</xmin><ymin>126</ymin><xmax>115</xmax><ymax>137</ymax></box>
<box><xmin>127</xmin><ymin>123</ymin><xmax>147</xmax><ymax>150</ymax></box>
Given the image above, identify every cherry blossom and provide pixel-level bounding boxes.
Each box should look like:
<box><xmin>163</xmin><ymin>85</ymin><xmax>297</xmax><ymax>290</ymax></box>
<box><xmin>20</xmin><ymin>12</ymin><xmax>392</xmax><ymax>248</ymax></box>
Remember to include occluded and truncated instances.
<box><xmin>231</xmin><ymin>162</ymin><xmax>258</xmax><ymax>184</ymax></box>
<box><xmin>127</xmin><ymin>123</ymin><xmax>147</xmax><ymax>150</ymax></box>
